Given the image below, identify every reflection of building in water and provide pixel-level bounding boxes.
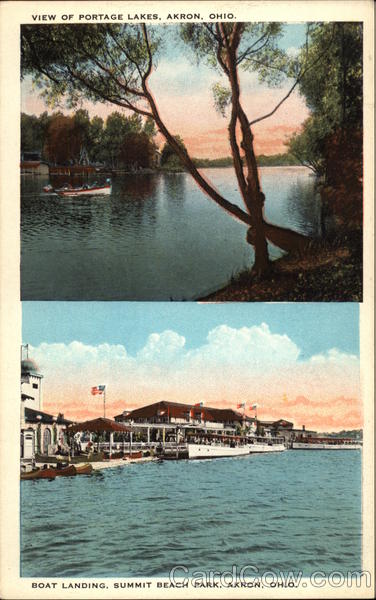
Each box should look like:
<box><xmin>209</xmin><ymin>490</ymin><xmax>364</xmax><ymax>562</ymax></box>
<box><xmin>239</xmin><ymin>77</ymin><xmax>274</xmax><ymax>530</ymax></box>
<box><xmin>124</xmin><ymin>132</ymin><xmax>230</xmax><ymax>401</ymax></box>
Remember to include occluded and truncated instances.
<box><xmin>20</xmin><ymin>344</ymin><xmax>71</xmax><ymax>463</ymax></box>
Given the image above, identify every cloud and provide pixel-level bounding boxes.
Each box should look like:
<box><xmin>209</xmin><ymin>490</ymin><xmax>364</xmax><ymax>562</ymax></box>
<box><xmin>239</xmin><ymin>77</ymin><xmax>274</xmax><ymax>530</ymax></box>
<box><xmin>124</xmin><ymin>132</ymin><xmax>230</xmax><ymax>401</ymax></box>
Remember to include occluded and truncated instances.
<box><xmin>308</xmin><ymin>348</ymin><xmax>359</xmax><ymax>366</ymax></box>
<box><xmin>286</xmin><ymin>46</ymin><xmax>300</xmax><ymax>58</ymax></box>
<box><xmin>137</xmin><ymin>330</ymin><xmax>186</xmax><ymax>362</ymax></box>
<box><xmin>189</xmin><ymin>323</ymin><xmax>300</xmax><ymax>367</ymax></box>
<box><xmin>28</xmin><ymin>323</ymin><xmax>361</xmax><ymax>430</ymax></box>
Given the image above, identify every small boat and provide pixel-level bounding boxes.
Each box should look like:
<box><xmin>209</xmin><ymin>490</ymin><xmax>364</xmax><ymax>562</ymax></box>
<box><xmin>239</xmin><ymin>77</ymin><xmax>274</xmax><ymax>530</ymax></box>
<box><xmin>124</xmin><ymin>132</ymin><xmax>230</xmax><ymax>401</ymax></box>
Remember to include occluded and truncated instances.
<box><xmin>123</xmin><ymin>451</ymin><xmax>143</xmax><ymax>460</ymax></box>
<box><xmin>43</xmin><ymin>179</ymin><xmax>111</xmax><ymax>197</ymax></box>
<box><xmin>74</xmin><ymin>463</ymin><xmax>93</xmax><ymax>475</ymax></box>
<box><xmin>188</xmin><ymin>443</ymin><xmax>250</xmax><ymax>459</ymax></box>
<box><xmin>21</xmin><ymin>467</ymin><xmax>56</xmax><ymax>480</ymax></box>
<box><xmin>54</xmin><ymin>464</ymin><xmax>77</xmax><ymax>477</ymax></box>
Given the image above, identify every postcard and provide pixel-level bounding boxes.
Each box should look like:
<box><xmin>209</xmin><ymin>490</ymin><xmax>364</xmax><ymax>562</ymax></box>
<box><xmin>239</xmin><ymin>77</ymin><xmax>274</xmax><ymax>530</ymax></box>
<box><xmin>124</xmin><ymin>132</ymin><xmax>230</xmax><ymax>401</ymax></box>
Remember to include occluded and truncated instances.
<box><xmin>0</xmin><ymin>1</ymin><xmax>374</xmax><ymax>599</ymax></box>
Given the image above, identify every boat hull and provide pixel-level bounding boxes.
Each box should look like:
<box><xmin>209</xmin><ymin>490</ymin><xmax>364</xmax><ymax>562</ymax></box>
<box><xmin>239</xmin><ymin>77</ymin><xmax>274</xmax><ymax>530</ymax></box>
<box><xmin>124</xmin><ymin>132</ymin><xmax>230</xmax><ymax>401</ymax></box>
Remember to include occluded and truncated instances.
<box><xmin>248</xmin><ymin>443</ymin><xmax>286</xmax><ymax>453</ymax></box>
<box><xmin>21</xmin><ymin>468</ymin><xmax>56</xmax><ymax>480</ymax></box>
<box><xmin>54</xmin><ymin>465</ymin><xmax>77</xmax><ymax>476</ymax></box>
<box><xmin>75</xmin><ymin>463</ymin><xmax>93</xmax><ymax>475</ymax></box>
<box><xmin>292</xmin><ymin>442</ymin><xmax>362</xmax><ymax>450</ymax></box>
<box><xmin>188</xmin><ymin>444</ymin><xmax>250</xmax><ymax>459</ymax></box>
<box><xmin>57</xmin><ymin>186</ymin><xmax>111</xmax><ymax>197</ymax></box>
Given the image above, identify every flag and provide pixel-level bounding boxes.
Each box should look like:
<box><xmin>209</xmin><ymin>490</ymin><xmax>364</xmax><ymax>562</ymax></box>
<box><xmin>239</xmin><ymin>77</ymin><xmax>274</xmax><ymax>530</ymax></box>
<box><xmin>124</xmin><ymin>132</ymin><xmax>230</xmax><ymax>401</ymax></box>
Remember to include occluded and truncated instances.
<box><xmin>237</xmin><ymin>402</ymin><xmax>245</xmax><ymax>409</ymax></box>
<box><xmin>194</xmin><ymin>402</ymin><xmax>204</xmax><ymax>407</ymax></box>
<box><xmin>91</xmin><ymin>385</ymin><xmax>105</xmax><ymax>395</ymax></box>
<box><xmin>251</xmin><ymin>403</ymin><xmax>258</xmax><ymax>410</ymax></box>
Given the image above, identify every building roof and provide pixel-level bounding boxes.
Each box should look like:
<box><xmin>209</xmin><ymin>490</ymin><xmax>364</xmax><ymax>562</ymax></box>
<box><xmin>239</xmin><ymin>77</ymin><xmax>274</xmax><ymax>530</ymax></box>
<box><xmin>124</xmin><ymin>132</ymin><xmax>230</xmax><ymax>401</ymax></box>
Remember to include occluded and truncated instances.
<box><xmin>21</xmin><ymin>358</ymin><xmax>43</xmax><ymax>378</ymax></box>
<box><xmin>24</xmin><ymin>407</ymin><xmax>72</xmax><ymax>425</ymax></box>
<box><xmin>273</xmin><ymin>419</ymin><xmax>294</xmax><ymax>429</ymax></box>
<box><xmin>114</xmin><ymin>400</ymin><xmax>253</xmax><ymax>424</ymax></box>
<box><xmin>68</xmin><ymin>417</ymin><xmax>131</xmax><ymax>433</ymax></box>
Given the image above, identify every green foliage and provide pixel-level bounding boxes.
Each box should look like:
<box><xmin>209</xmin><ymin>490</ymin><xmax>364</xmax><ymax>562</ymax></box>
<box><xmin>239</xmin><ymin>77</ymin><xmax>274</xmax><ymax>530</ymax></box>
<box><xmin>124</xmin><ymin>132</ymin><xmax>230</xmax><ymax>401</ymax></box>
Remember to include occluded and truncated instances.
<box><xmin>286</xmin><ymin>117</ymin><xmax>327</xmax><ymax>175</ymax></box>
<box><xmin>256</xmin><ymin>153</ymin><xmax>300</xmax><ymax>167</ymax></box>
<box><xmin>211</xmin><ymin>83</ymin><xmax>231</xmax><ymax>117</ymax></box>
<box><xmin>21</xmin><ymin>111</ymin><xmax>52</xmax><ymax>157</ymax></box>
<box><xmin>286</xmin><ymin>23</ymin><xmax>363</xmax><ymax>179</ymax></box>
<box><xmin>160</xmin><ymin>135</ymin><xmax>187</xmax><ymax>169</ymax></box>
<box><xmin>180</xmin><ymin>22</ymin><xmax>290</xmax><ymax>114</ymax></box>
<box><xmin>21</xmin><ymin>108</ymin><xmax>159</xmax><ymax>168</ymax></box>
<box><xmin>298</xmin><ymin>23</ymin><xmax>362</xmax><ymax>128</ymax></box>
<box><xmin>21</xmin><ymin>24</ymin><xmax>161</xmax><ymax>109</ymax></box>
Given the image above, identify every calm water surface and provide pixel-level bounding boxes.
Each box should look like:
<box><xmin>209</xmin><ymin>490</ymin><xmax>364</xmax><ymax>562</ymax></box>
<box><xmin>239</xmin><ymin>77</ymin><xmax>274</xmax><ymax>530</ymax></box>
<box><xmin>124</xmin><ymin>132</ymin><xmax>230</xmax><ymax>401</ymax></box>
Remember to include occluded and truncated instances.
<box><xmin>21</xmin><ymin>167</ymin><xmax>321</xmax><ymax>300</ymax></box>
<box><xmin>21</xmin><ymin>451</ymin><xmax>361</xmax><ymax>577</ymax></box>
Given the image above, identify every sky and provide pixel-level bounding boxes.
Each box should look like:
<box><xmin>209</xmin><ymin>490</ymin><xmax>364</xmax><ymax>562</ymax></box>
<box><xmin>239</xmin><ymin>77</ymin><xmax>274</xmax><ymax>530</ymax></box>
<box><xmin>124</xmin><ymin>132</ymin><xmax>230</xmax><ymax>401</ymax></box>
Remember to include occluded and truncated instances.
<box><xmin>21</xmin><ymin>23</ymin><xmax>310</xmax><ymax>158</ymax></box>
<box><xmin>22</xmin><ymin>302</ymin><xmax>361</xmax><ymax>432</ymax></box>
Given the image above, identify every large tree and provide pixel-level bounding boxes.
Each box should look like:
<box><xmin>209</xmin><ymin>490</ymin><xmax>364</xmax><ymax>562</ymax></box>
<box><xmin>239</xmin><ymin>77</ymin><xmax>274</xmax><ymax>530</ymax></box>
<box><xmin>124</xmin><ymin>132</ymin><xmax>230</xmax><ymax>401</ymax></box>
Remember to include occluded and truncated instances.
<box><xmin>287</xmin><ymin>23</ymin><xmax>362</xmax><ymax>180</ymax></box>
<box><xmin>21</xmin><ymin>23</ymin><xmax>314</xmax><ymax>275</ymax></box>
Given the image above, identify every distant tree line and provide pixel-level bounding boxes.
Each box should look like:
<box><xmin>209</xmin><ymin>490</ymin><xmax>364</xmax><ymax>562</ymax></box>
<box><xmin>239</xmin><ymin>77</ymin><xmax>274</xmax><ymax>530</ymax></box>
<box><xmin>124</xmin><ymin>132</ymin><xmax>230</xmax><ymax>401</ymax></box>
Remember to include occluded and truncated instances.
<box><xmin>21</xmin><ymin>108</ymin><xmax>159</xmax><ymax>169</ymax></box>
<box><xmin>22</xmin><ymin>110</ymin><xmax>301</xmax><ymax>171</ymax></box>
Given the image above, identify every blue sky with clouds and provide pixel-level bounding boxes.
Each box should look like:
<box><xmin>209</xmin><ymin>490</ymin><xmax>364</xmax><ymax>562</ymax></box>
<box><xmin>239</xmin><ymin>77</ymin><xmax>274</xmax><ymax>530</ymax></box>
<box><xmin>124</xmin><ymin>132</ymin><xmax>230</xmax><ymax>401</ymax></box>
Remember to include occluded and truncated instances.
<box><xmin>22</xmin><ymin>301</ymin><xmax>359</xmax><ymax>359</ymax></box>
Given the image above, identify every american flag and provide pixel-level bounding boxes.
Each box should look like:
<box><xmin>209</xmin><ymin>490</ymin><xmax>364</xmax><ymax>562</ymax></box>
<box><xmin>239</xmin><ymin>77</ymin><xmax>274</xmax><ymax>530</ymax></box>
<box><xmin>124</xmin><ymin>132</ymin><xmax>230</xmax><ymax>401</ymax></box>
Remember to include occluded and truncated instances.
<box><xmin>237</xmin><ymin>402</ymin><xmax>245</xmax><ymax>409</ymax></box>
<box><xmin>91</xmin><ymin>385</ymin><xmax>105</xmax><ymax>395</ymax></box>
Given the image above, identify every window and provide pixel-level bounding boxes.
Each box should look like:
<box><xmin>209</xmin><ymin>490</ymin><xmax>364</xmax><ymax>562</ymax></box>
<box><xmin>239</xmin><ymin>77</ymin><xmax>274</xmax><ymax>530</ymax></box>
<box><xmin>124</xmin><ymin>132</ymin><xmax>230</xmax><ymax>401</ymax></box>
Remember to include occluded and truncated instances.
<box><xmin>32</xmin><ymin>383</ymin><xmax>38</xmax><ymax>389</ymax></box>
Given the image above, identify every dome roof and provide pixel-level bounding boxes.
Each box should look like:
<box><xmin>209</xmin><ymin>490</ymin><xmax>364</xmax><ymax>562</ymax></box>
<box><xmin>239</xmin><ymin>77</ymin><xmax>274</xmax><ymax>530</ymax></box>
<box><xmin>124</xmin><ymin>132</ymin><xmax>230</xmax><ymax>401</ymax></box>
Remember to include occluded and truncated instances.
<box><xmin>21</xmin><ymin>358</ymin><xmax>41</xmax><ymax>377</ymax></box>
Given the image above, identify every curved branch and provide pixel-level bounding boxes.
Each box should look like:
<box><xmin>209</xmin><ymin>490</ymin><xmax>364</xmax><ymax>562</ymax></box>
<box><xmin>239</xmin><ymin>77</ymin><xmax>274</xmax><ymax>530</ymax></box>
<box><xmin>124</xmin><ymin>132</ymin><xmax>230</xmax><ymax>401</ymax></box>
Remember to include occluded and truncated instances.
<box><xmin>249</xmin><ymin>78</ymin><xmax>300</xmax><ymax>126</ymax></box>
<box><xmin>249</xmin><ymin>23</ymin><xmax>337</xmax><ymax>128</ymax></box>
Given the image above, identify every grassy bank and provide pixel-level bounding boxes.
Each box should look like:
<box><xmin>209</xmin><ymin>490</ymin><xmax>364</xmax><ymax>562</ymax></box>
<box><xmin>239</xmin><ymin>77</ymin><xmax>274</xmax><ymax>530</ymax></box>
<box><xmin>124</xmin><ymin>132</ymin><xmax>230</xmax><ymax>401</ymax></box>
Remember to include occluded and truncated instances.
<box><xmin>200</xmin><ymin>229</ymin><xmax>362</xmax><ymax>302</ymax></box>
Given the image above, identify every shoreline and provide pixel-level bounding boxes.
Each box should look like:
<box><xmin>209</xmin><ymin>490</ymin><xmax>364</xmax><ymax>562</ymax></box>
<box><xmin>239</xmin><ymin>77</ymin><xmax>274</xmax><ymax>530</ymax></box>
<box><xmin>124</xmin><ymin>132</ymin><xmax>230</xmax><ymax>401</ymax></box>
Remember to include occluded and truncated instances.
<box><xmin>199</xmin><ymin>229</ymin><xmax>362</xmax><ymax>302</ymax></box>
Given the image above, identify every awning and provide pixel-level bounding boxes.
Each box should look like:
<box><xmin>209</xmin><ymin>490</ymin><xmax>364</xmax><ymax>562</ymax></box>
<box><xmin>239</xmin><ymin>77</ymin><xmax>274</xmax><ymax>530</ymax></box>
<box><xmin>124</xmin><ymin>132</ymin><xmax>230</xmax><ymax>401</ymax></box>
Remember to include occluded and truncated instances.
<box><xmin>67</xmin><ymin>417</ymin><xmax>131</xmax><ymax>434</ymax></box>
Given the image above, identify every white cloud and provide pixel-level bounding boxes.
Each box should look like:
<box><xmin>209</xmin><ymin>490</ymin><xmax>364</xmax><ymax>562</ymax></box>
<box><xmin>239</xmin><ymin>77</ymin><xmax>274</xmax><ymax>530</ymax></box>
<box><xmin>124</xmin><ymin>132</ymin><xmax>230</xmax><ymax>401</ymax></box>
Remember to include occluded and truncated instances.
<box><xmin>29</xmin><ymin>325</ymin><xmax>360</xmax><ymax>409</ymax></box>
<box><xmin>137</xmin><ymin>330</ymin><xmax>186</xmax><ymax>362</ymax></box>
<box><xmin>189</xmin><ymin>322</ymin><xmax>300</xmax><ymax>368</ymax></box>
<box><xmin>308</xmin><ymin>348</ymin><xmax>359</xmax><ymax>366</ymax></box>
<box><xmin>286</xmin><ymin>46</ymin><xmax>300</xmax><ymax>58</ymax></box>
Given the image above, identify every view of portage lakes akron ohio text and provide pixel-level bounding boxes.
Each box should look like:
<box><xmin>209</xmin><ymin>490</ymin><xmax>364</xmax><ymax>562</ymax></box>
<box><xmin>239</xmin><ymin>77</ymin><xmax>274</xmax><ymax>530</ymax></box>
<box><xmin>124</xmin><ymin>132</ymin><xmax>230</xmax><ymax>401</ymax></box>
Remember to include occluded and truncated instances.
<box><xmin>0</xmin><ymin>2</ymin><xmax>374</xmax><ymax>599</ymax></box>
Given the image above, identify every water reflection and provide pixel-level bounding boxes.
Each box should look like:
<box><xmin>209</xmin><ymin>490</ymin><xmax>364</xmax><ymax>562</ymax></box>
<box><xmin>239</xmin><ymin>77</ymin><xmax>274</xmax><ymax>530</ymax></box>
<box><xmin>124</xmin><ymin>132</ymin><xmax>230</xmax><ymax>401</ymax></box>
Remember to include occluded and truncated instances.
<box><xmin>21</xmin><ymin>167</ymin><xmax>321</xmax><ymax>300</ymax></box>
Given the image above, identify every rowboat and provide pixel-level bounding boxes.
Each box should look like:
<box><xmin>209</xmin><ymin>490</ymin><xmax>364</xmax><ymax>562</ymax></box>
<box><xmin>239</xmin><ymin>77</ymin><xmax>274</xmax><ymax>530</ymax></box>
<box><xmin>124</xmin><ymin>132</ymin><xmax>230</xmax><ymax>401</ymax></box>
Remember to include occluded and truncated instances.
<box><xmin>74</xmin><ymin>463</ymin><xmax>93</xmax><ymax>475</ymax></box>
<box><xmin>21</xmin><ymin>467</ymin><xmax>56</xmax><ymax>480</ymax></box>
<box><xmin>54</xmin><ymin>464</ymin><xmax>77</xmax><ymax>477</ymax></box>
<box><xmin>43</xmin><ymin>180</ymin><xmax>111</xmax><ymax>197</ymax></box>
<box><xmin>123</xmin><ymin>451</ymin><xmax>143</xmax><ymax>460</ymax></box>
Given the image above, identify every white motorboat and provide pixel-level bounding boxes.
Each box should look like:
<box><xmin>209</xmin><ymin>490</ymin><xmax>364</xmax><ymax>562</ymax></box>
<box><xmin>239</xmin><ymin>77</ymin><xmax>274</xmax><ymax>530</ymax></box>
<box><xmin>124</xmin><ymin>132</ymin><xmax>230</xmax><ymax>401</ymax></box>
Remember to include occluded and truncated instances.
<box><xmin>187</xmin><ymin>433</ymin><xmax>286</xmax><ymax>459</ymax></box>
<box><xmin>292</xmin><ymin>438</ymin><xmax>362</xmax><ymax>450</ymax></box>
<box><xmin>247</xmin><ymin>436</ymin><xmax>286</xmax><ymax>453</ymax></box>
<box><xmin>43</xmin><ymin>180</ymin><xmax>111</xmax><ymax>197</ymax></box>
<box><xmin>188</xmin><ymin>443</ymin><xmax>250</xmax><ymax>459</ymax></box>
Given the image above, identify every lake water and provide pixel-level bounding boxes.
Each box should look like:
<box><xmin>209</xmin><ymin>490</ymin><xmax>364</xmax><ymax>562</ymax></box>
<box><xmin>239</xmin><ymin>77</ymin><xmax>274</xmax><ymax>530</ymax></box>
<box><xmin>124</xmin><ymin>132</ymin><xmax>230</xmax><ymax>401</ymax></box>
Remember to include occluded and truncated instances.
<box><xmin>21</xmin><ymin>167</ymin><xmax>322</xmax><ymax>300</ymax></box>
<box><xmin>20</xmin><ymin>450</ymin><xmax>361</xmax><ymax>578</ymax></box>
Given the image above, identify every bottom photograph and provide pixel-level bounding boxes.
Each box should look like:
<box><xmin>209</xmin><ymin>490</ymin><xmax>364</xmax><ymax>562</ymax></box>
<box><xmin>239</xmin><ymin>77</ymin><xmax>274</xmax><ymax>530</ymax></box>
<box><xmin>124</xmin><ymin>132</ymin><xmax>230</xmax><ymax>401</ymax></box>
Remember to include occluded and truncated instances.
<box><xmin>20</xmin><ymin>301</ymin><xmax>362</xmax><ymax>580</ymax></box>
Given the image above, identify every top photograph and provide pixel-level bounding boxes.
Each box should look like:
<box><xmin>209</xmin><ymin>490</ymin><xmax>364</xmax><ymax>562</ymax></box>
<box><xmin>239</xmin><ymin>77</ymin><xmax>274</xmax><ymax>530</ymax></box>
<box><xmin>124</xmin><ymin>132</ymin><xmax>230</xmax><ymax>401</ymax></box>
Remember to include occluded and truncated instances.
<box><xmin>20</xmin><ymin>21</ymin><xmax>363</xmax><ymax>301</ymax></box>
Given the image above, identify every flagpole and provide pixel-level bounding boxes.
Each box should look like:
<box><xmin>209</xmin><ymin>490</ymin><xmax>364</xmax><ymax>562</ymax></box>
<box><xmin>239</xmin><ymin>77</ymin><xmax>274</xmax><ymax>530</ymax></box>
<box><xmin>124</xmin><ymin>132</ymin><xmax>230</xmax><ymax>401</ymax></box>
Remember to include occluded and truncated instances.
<box><xmin>103</xmin><ymin>388</ymin><xmax>106</xmax><ymax>419</ymax></box>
